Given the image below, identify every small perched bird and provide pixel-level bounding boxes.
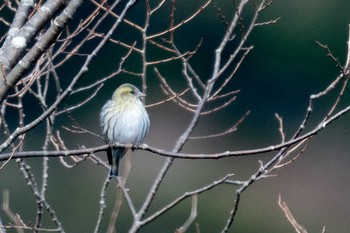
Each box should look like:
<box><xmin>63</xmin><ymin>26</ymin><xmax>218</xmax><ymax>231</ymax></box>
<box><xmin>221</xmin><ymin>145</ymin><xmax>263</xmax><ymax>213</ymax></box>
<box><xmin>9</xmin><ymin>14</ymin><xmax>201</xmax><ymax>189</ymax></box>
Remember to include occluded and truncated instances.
<box><xmin>100</xmin><ymin>83</ymin><xmax>150</xmax><ymax>177</ymax></box>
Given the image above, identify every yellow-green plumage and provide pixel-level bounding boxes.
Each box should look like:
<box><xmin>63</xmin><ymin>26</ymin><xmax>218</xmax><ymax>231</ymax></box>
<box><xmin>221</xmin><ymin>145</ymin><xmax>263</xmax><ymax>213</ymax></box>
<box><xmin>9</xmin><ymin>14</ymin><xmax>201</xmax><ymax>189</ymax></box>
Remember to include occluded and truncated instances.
<box><xmin>100</xmin><ymin>84</ymin><xmax>150</xmax><ymax>177</ymax></box>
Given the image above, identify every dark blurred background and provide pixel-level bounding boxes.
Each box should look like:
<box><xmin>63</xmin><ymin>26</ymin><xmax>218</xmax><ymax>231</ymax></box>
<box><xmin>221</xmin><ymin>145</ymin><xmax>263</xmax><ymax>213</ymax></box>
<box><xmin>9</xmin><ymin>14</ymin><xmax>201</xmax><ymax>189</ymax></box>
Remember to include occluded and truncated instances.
<box><xmin>1</xmin><ymin>0</ymin><xmax>350</xmax><ymax>232</ymax></box>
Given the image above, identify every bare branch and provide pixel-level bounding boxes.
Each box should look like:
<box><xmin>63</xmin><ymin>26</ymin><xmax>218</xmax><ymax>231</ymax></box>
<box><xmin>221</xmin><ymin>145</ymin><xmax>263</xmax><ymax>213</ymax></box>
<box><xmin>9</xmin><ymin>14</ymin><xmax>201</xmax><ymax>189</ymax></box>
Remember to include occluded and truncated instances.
<box><xmin>316</xmin><ymin>41</ymin><xmax>344</xmax><ymax>73</ymax></box>
<box><xmin>189</xmin><ymin>111</ymin><xmax>250</xmax><ymax>139</ymax></box>
<box><xmin>345</xmin><ymin>24</ymin><xmax>350</xmax><ymax>72</ymax></box>
<box><xmin>175</xmin><ymin>195</ymin><xmax>198</xmax><ymax>233</ymax></box>
<box><xmin>278</xmin><ymin>195</ymin><xmax>308</xmax><ymax>233</ymax></box>
<box><xmin>141</xmin><ymin>174</ymin><xmax>233</xmax><ymax>226</ymax></box>
<box><xmin>146</xmin><ymin>0</ymin><xmax>211</xmax><ymax>40</ymax></box>
<box><xmin>2</xmin><ymin>190</ymin><xmax>24</xmax><ymax>233</ymax></box>
<box><xmin>1</xmin><ymin>102</ymin><xmax>350</xmax><ymax>161</ymax></box>
<box><xmin>94</xmin><ymin>176</ymin><xmax>111</xmax><ymax>233</ymax></box>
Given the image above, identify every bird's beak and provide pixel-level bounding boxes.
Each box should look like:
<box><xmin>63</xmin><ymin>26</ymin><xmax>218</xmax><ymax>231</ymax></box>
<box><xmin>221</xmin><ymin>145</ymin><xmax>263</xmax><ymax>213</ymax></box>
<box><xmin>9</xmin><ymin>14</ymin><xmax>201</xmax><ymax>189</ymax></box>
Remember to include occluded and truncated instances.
<box><xmin>137</xmin><ymin>92</ymin><xmax>147</xmax><ymax>98</ymax></box>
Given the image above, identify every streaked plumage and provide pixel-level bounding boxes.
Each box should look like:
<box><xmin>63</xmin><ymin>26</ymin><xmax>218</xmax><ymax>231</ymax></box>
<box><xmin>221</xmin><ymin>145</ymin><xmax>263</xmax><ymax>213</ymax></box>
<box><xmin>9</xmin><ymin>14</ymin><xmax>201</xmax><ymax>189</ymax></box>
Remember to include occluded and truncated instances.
<box><xmin>100</xmin><ymin>83</ymin><xmax>150</xmax><ymax>177</ymax></box>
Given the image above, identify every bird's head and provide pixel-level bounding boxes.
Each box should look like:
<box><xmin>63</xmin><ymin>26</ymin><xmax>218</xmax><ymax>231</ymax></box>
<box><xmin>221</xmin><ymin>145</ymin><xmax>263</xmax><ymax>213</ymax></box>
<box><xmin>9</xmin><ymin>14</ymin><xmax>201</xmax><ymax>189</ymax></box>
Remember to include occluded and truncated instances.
<box><xmin>112</xmin><ymin>83</ymin><xmax>146</xmax><ymax>101</ymax></box>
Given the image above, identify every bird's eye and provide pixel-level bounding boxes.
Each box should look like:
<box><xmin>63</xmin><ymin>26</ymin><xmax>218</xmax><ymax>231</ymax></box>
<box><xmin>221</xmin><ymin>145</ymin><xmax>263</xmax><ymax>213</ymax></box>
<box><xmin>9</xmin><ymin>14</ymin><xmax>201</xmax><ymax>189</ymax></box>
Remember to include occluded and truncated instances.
<box><xmin>132</xmin><ymin>89</ymin><xmax>138</xmax><ymax>95</ymax></box>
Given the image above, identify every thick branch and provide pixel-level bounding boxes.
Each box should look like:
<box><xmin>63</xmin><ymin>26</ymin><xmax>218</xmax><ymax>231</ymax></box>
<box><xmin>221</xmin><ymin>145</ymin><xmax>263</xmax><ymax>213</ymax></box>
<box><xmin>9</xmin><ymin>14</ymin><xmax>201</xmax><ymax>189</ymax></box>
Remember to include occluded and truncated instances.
<box><xmin>0</xmin><ymin>0</ymin><xmax>85</xmax><ymax>103</ymax></box>
<box><xmin>2</xmin><ymin>103</ymin><xmax>350</xmax><ymax>162</ymax></box>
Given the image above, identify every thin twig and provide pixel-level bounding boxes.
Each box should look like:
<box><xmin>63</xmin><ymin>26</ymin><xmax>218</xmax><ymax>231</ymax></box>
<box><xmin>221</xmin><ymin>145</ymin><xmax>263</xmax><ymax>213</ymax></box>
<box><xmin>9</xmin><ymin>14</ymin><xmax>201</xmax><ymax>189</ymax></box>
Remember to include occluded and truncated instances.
<box><xmin>278</xmin><ymin>195</ymin><xmax>308</xmax><ymax>233</ymax></box>
<box><xmin>94</xmin><ymin>175</ymin><xmax>111</xmax><ymax>233</ymax></box>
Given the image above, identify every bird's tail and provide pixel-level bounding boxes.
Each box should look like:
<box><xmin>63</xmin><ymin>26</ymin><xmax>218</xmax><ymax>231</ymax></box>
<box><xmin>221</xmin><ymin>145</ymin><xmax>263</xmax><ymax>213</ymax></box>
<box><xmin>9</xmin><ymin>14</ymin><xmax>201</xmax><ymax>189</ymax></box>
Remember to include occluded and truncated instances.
<box><xmin>107</xmin><ymin>147</ymin><xmax>127</xmax><ymax>177</ymax></box>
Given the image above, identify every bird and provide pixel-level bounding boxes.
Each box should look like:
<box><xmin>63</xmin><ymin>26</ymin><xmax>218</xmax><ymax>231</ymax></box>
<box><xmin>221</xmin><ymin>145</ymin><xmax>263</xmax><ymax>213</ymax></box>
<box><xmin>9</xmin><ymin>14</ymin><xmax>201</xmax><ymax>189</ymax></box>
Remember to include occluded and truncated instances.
<box><xmin>99</xmin><ymin>83</ymin><xmax>150</xmax><ymax>177</ymax></box>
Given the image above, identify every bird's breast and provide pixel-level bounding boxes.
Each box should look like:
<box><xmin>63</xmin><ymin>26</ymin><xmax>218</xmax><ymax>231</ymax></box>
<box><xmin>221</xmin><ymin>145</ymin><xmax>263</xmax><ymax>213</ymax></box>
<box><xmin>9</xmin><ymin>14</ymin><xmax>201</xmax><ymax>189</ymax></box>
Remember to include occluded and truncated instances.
<box><xmin>106</xmin><ymin>103</ymin><xmax>148</xmax><ymax>144</ymax></box>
